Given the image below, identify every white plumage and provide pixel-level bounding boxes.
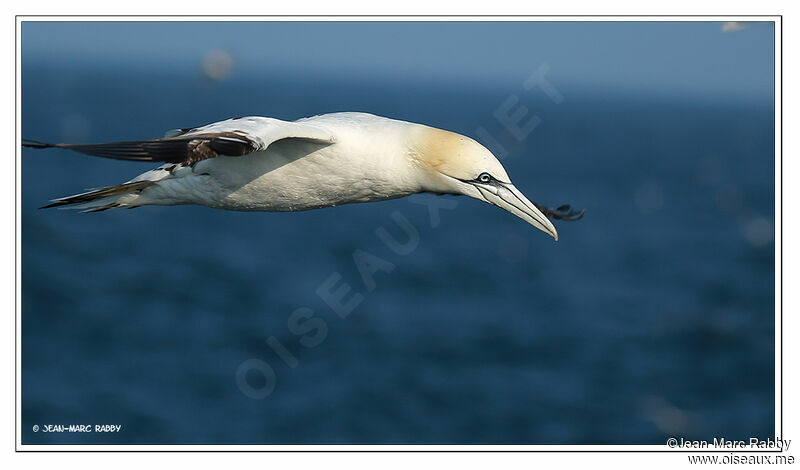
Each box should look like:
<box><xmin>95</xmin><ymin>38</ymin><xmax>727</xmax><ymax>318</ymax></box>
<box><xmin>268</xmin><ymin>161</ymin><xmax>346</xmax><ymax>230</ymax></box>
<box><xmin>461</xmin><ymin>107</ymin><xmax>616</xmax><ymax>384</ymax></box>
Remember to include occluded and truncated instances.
<box><xmin>24</xmin><ymin>112</ymin><xmax>585</xmax><ymax>239</ymax></box>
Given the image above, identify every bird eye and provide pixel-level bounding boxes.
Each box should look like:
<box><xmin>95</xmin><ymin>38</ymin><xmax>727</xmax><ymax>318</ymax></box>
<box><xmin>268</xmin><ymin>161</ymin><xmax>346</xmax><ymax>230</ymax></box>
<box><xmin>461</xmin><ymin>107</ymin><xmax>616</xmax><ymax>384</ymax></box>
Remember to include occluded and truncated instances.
<box><xmin>477</xmin><ymin>172</ymin><xmax>493</xmax><ymax>183</ymax></box>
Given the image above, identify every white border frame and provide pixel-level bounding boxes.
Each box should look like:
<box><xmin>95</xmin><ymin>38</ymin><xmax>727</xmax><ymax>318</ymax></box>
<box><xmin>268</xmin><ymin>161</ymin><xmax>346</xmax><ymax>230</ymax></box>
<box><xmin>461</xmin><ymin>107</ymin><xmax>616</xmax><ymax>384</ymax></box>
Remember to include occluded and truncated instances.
<box><xmin>14</xmin><ymin>14</ymin><xmax>783</xmax><ymax>453</ymax></box>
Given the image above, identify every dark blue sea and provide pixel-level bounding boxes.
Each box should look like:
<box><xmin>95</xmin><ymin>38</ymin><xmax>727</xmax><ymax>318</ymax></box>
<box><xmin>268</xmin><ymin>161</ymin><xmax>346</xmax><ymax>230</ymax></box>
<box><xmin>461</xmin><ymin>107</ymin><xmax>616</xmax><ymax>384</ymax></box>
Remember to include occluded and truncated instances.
<box><xmin>21</xmin><ymin>62</ymin><xmax>775</xmax><ymax>444</ymax></box>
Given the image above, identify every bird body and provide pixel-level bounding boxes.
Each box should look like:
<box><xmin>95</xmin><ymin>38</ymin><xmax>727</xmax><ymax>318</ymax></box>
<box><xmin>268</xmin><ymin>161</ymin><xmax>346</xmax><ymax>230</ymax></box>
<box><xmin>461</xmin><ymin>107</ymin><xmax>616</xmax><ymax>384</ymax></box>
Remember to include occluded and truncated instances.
<box><xmin>206</xmin><ymin>113</ymin><xmax>427</xmax><ymax>211</ymax></box>
<box><xmin>24</xmin><ymin>112</ymin><xmax>584</xmax><ymax>239</ymax></box>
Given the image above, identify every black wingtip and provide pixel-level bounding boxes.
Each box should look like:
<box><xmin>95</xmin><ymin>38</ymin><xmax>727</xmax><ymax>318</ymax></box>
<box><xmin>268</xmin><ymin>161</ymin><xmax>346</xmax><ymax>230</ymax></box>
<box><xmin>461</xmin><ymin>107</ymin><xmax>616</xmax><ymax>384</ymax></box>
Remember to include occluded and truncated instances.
<box><xmin>22</xmin><ymin>139</ymin><xmax>56</xmax><ymax>149</ymax></box>
<box><xmin>536</xmin><ymin>203</ymin><xmax>587</xmax><ymax>221</ymax></box>
<box><xmin>39</xmin><ymin>201</ymin><xmax>65</xmax><ymax>209</ymax></box>
<box><xmin>554</xmin><ymin>205</ymin><xmax>586</xmax><ymax>221</ymax></box>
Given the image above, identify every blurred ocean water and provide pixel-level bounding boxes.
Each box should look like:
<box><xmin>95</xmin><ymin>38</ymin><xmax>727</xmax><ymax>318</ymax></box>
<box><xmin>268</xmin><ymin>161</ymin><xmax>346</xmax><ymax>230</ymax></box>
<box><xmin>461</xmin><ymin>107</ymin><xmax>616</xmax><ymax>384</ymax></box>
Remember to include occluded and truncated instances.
<box><xmin>21</xmin><ymin>59</ymin><xmax>774</xmax><ymax>444</ymax></box>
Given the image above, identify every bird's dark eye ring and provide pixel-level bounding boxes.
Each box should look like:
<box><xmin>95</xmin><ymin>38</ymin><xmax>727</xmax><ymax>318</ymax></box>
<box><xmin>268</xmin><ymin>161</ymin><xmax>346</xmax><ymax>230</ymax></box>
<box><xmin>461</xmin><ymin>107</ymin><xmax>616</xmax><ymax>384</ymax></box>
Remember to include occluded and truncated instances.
<box><xmin>477</xmin><ymin>172</ymin><xmax>492</xmax><ymax>183</ymax></box>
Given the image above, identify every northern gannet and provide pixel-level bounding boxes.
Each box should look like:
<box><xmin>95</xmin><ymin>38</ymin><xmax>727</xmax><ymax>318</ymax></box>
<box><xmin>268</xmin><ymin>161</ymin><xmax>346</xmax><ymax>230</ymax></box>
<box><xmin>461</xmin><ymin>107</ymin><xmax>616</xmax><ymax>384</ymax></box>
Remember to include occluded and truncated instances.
<box><xmin>23</xmin><ymin>112</ymin><xmax>584</xmax><ymax>239</ymax></box>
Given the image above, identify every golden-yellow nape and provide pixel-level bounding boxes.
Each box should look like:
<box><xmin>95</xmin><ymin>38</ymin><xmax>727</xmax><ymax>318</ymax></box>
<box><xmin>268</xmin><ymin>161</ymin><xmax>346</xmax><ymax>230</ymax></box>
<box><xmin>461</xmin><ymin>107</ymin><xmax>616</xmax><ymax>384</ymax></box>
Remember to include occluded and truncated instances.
<box><xmin>408</xmin><ymin>125</ymin><xmax>510</xmax><ymax>182</ymax></box>
<box><xmin>406</xmin><ymin>124</ymin><xmax>558</xmax><ymax>239</ymax></box>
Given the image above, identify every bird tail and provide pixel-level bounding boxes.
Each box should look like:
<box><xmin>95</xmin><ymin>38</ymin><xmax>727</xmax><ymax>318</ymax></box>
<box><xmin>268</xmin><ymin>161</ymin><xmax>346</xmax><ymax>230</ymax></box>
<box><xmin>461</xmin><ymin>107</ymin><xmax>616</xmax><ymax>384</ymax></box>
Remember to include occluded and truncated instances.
<box><xmin>41</xmin><ymin>181</ymin><xmax>154</xmax><ymax>212</ymax></box>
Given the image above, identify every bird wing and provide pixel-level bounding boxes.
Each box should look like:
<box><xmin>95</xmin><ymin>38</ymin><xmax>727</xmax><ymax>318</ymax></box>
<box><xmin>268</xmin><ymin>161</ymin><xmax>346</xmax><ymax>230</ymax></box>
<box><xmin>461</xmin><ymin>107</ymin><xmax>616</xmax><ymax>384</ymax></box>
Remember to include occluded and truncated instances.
<box><xmin>23</xmin><ymin>116</ymin><xmax>336</xmax><ymax>166</ymax></box>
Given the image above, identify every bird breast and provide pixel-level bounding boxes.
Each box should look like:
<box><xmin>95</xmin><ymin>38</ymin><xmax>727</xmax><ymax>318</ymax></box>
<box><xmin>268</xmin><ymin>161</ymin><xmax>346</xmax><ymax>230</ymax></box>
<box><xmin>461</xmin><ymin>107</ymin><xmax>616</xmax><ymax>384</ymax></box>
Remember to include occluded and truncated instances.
<box><xmin>198</xmin><ymin>129</ymin><xmax>422</xmax><ymax>212</ymax></box>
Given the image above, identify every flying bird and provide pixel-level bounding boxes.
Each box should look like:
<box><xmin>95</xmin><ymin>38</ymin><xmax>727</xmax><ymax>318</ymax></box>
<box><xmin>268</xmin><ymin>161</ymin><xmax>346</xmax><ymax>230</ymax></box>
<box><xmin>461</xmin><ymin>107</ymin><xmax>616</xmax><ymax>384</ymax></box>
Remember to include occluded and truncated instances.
<box><xmin>23</xmin><ymin>112</ymin><xmax>584</xmax><ymax>240</ymax></box>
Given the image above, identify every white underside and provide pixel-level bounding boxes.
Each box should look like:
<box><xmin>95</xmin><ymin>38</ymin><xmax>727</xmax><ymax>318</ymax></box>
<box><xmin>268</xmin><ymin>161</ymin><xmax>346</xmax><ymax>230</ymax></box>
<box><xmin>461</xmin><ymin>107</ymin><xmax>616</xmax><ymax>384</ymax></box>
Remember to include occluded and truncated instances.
<box><xmin>121</xmin><ymin>113</ymin><xmax>425</xmax><ymax>211</ymax></box>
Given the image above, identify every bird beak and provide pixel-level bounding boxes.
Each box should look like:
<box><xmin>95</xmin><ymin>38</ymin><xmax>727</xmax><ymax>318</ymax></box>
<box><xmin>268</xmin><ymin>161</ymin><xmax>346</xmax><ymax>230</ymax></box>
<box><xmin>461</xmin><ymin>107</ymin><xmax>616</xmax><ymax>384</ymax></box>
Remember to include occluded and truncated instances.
<box><xmin>472</xmin><ymin>181</ymin><xmax>559</xmax><ymax>240</ymax></box>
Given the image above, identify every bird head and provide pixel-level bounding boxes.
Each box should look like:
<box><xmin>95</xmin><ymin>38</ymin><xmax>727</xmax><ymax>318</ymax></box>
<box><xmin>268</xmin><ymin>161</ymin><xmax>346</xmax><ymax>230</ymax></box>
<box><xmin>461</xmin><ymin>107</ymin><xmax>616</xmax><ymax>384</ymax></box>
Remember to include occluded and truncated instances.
<box><xmin>409</xmin><ymin>126</ymin><xmax>559</xmax><ymax>240</ymax></box>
